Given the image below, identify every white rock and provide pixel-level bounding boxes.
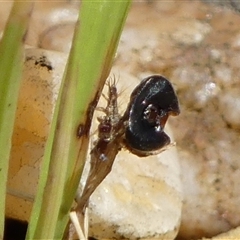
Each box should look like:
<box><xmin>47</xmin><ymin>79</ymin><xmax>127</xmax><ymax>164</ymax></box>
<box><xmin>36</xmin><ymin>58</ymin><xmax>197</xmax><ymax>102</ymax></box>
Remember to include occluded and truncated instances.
<box><xmin>6</xmin><ymin>48</ymin><xmax>66</xmax><ymax>220</ymax></box>
<box><xmin>88</xmin><ymin>144</ymin><xmax>182</xmax><ymax>239</ymax></box>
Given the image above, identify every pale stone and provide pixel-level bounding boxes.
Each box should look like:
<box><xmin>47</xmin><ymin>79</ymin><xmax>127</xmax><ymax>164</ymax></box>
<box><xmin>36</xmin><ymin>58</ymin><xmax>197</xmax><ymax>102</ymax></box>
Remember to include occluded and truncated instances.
<box><xmin>6</xmin><ymin>48</ymin><xmax>66</xmax><ymax>221</ymax></box>
<box><xmin>88</xmin><ymin>144</ymin><xmax>182</xmax><ymax>239</ymax></box>
<box><xmin>26</xmin><ymin>2</ymin><xmax>78</xmax><ymax>47</ymax></box>
<box><xmin>39</xmin><ymin>22</ymin><xmax>75</xmax><ymax>52</ymax></box>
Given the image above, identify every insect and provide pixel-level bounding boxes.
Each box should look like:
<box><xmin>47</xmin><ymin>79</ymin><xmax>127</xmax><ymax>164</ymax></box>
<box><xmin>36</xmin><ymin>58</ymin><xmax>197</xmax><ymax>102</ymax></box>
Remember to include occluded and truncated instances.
<box><xmin>123</xmin><ymin>75</ymin><xmax>180</xmax><ymax>156</ymax></box>
<box><xmin>76</xmin><ymin>78</ymin><xmax>122</xmax><ymax>212</ymax></box>
<box><xmin>76</xmin><ymin>75</ymin><xmax>180</xmax><ymax>212</ymax></box>
<box><xmin>96</xmin><ymin>79</ymin><xmax>120</xmax><ymax>143</ymax></box>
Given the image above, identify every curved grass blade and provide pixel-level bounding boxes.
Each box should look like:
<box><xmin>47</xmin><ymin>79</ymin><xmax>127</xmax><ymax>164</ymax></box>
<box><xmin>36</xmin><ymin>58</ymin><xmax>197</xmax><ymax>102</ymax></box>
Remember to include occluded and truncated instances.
<box><xmin>26</xmin><ymin>1</ymin><xmax>131</xmax><ymax>239</ymax></box>
<box><xmin>0</xmin><ymin>2</ymin><xmax>33</xmax><ymax>238</ymax></box>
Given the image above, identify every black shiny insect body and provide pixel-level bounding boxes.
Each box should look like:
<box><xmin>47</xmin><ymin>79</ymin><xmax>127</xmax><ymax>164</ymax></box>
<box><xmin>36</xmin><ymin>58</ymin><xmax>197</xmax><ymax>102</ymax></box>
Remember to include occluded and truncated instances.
<box><xmin>124</xmin><ymin>75</ymin><xmax>180</xmax><ymax>156</ymax></box>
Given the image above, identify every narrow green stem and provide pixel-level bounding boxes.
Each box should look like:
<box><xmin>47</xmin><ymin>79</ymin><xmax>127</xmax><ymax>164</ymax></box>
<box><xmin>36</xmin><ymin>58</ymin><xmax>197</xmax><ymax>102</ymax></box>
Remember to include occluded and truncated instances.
<box><xmin>27</xmin><ymin>1</ymin><xmax>131</xmax><ymax>239</ymax></box>
<box><xmin>0</xmin><ymin>1</ymin><xmax>33</xmax><ymax>238</ymax></box>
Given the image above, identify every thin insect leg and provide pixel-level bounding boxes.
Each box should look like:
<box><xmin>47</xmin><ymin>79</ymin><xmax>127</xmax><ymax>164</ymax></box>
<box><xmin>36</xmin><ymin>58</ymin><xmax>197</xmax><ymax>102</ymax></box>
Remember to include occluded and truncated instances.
<box><xmin>95</xmin><ymin>106</ymin><xmax>107</xmax><ymax>114</ymax></box>
<box><xmin>101</xmin><ymin>92</ymin><xmax>108</xmax><ymax>101</ymax></box>
<box><xmin>100</xmin><ymin>75</ymin><xmax>118</xmax><ymax>107</ymax></box>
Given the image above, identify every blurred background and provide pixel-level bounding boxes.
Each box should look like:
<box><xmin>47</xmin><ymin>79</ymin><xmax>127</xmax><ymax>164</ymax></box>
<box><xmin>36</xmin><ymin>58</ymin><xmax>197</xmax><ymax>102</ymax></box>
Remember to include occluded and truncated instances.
<box><xmin>1</xmin><ymin>1</ymin><xmax>240</xmax><ymax>239</ymax></box>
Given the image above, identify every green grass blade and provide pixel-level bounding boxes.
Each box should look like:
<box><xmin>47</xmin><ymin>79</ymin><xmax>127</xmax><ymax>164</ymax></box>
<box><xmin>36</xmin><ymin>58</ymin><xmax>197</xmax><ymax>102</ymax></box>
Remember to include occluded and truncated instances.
<box><xmin>0</xmin><ymin>1</ymin><xmax>33</xmax><ymax>238</ymax></box>
<box><xmin>26</xmin><ymin>1</ymin><xmax>131</xmax><ymax>239</ymax></box>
